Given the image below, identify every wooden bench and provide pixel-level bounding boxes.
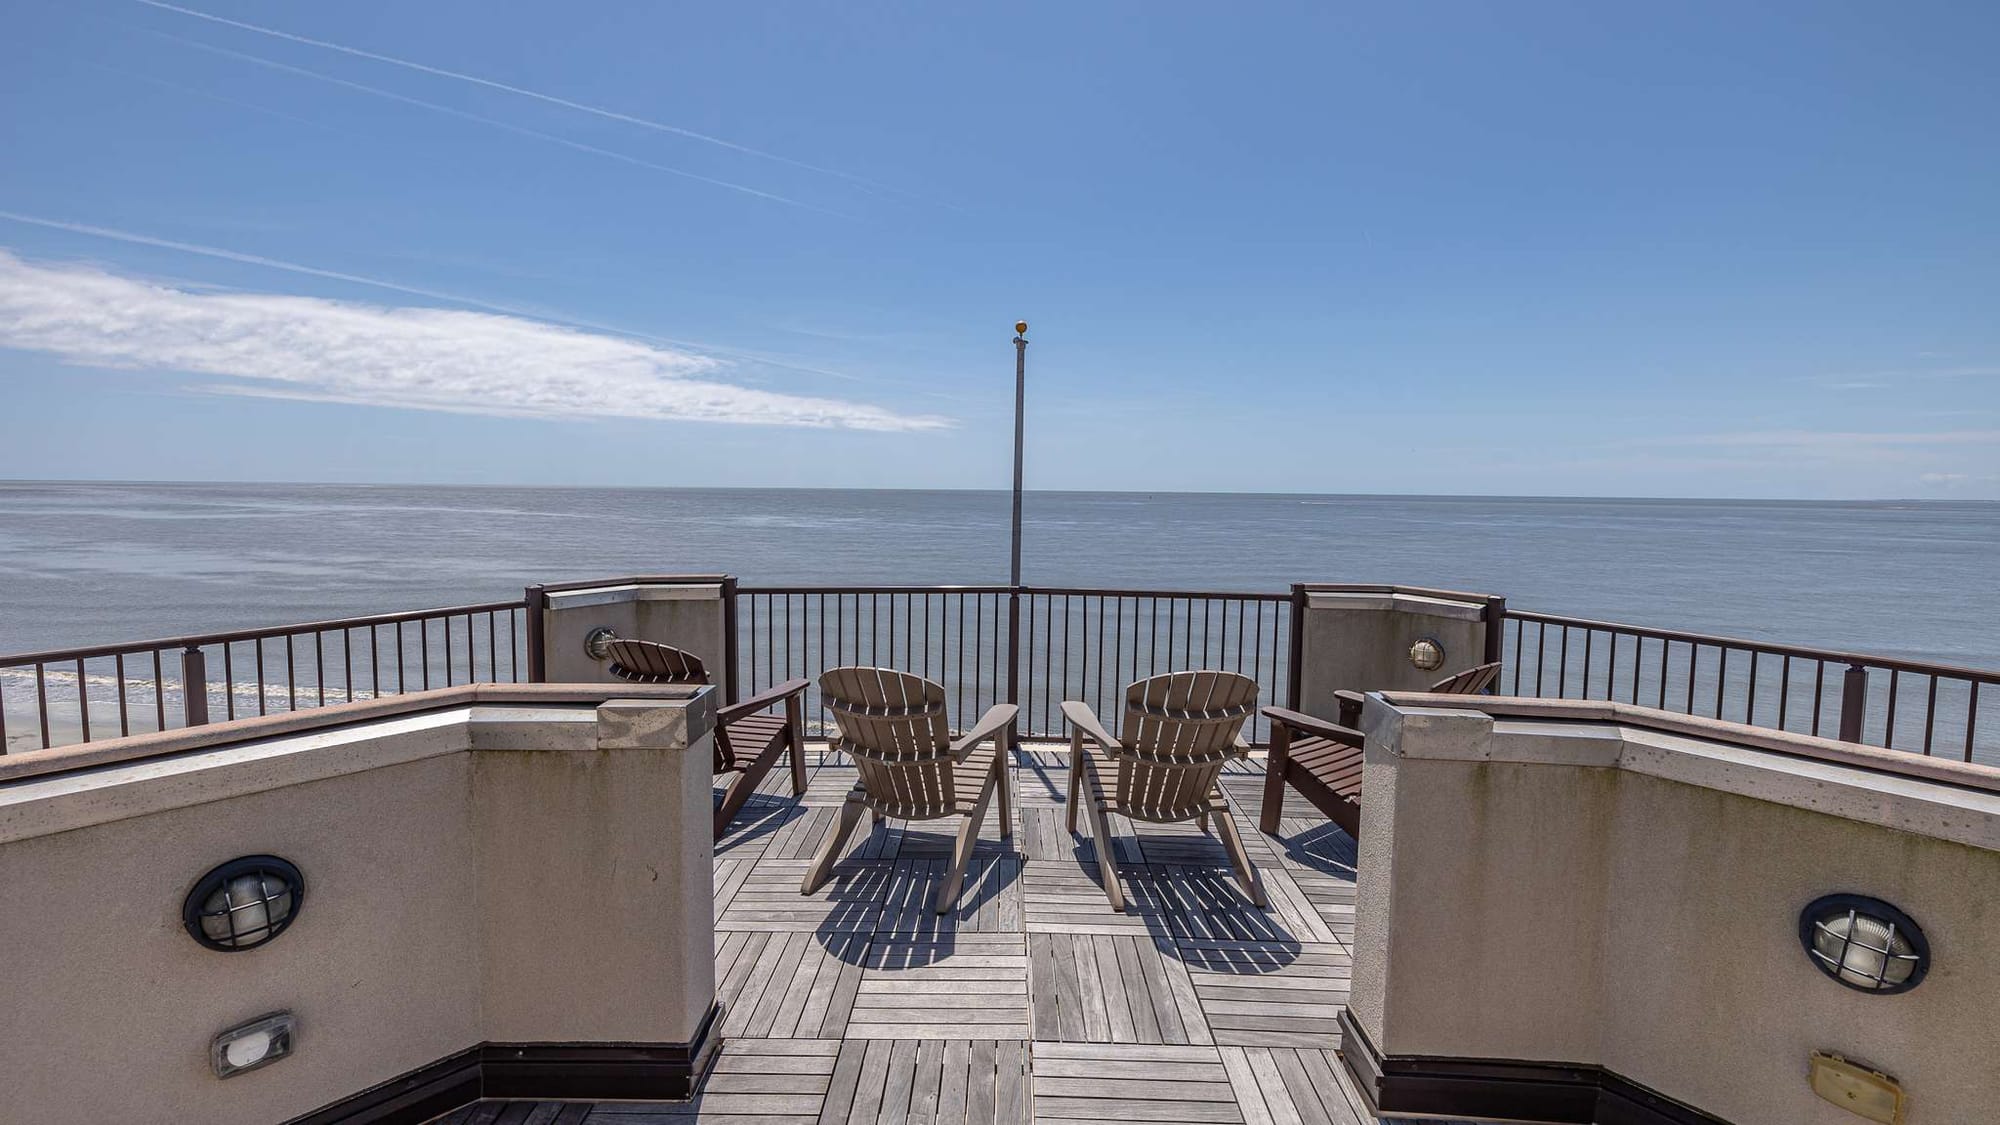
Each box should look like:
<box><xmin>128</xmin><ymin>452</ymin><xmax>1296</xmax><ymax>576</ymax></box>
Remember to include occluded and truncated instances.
<box><xmin>605</xmin><ymin>639</ymin><xmax>808</xmax><ymax>840</ymax></box>
<box><xmin>1258</xmin><ymin>662</ymin><xmax>1500</xmax><ymax>839</ymax></box>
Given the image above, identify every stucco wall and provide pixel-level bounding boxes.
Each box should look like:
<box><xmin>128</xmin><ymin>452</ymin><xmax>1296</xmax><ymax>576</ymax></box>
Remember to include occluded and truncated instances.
<box><xmin>0</xmin><ymin>690</ymin><xmax>714</xmax><ymax>1125</ymax></box>
<box><xmin>543</xmin><ymin>579</ymin><xmax>730</xmax><ymax>696</ymax></box>
<box><xmin>1352</xmin><ymin>700</ymin><xmax>2000</xmax><ymax>1125</ymax></box>
<box><xmin>1295</xmin><ymin>588</ymin><xmax>1492</xmax><ymax>720</ymax></box>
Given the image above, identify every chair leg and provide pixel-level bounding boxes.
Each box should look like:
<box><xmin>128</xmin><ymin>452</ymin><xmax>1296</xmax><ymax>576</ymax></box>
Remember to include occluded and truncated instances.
<box><xmin>714</xmin><ymin>768</ymin><xmax>760</xmax><ymax>841</ymax></box>
<box><xmin>997</xmin><ymin>729</ymin><xmax>1014</xmax><ymax>839</ymax></box>
<box><xmin>936</xmin><ymin>765</ymin><xmax>1000</xmax><ymax>914</ymax></box>
<box><xmin>785</xmin><ymin>694</ymin><xmax>807</xmax><ymax>796</ymax></box>
<box><xmin>1065</xmin><ymin>730</ymin><xmax>1083</xmax><ymax>834</ymax></box>
<box><xmin>1259</xmin><ymin>727</ymin><xmax>1291</xmax><ymax>835</ymax></box>
<box><xmin>1212</xmin><ymin>806</ymin><xmax>1268</xmax><ymax>909</ymax></box>
<box><xmin>1084</xmin><ymin>795</ymin><xmax>1126</xmax><ymax>913</ymax></box>
<box><xmin>801</xmin><ymin>792</ymin><xmax>867</xmax><ymax>896</ymax></box>
<box><xmin>1197</xmin><ymin>811</ymin><xmax>1211</xmax><ymax>834</ymax></box>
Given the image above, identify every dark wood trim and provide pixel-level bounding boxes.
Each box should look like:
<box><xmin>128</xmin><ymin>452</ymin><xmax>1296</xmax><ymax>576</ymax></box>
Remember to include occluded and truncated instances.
<box><xmin>1338</xmin><ymin>1008</ymin><xmax>1731</xmax><ymax>1125</ymax></box>
<box><xmin>287</xmin><ymin>1048</ymin><xmax>482</xmax><ymax>1125</ymax></box>
<box><xmin>288</xmin><ymin>1003</ymin><xmax>720</xmax><ymax>1124</ymax></box>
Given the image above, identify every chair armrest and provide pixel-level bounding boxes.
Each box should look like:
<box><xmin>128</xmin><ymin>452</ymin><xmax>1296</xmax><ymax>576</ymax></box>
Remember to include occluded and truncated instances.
<box><xmin>1060</xmin><ymin>699</ymin><xmax>1122</xmax><ymax>751</ymax></box>
<box><xmin>950</xmin><ymin>703</ymin><xmax>1018</xmax><ymax>760</ymax></box>
<box><xmin>1333</xmin><ymin>689</ymin><xmax>1368</xmax><ymax>728</ymax></box>
<box><xmin>1261</xmin><ymin>706</ymin><xmax>1364</xmax><ymax>748</ymax></box>
<box><xmin>717</xmin><ymin>678</ymin><xmax>809</xmax><ymax>725</ymax></box>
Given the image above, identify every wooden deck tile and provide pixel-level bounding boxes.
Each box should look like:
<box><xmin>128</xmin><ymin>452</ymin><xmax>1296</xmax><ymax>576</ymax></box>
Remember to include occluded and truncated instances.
<box><xmin>718</xmin><ymin>858</ymin><xmax>888</xmax><ymax>933</ymax></box>
<box><xmin>1028</xmin><ymin>933</ymin><xmax>1211</xmax><ymax>1046</ymax></box>
<box><xmin>848</xmin><ymin>935</ymin><xmax>1031</xmax><ymax>1040</ymax></box>
<box><xmin>1176</xmin><ymin>941</ymin><xmax>1348</xmax><ymax>1048</ymax></box>
<box><xmin>800</xmin><ymin>1037</ymin><xmax>1029</xmax><ymax>1124</ymax></box>
<box><xmin>1030</xmin><ymin>1043</ymin><xmax>1245</xmax><ymax>1124</ymax></box>
<box><xmin>877</xmin><ymin>856</ymin><xmax>1023</xmax><ymax>936</ymax></box>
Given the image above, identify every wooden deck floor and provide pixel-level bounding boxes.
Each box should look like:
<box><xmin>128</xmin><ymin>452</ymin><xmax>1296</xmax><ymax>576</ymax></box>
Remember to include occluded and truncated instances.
<box><xmin>433</xmin><ymin>746</ymin><xmax>1468</xmax><ymax>1125</ymax></box>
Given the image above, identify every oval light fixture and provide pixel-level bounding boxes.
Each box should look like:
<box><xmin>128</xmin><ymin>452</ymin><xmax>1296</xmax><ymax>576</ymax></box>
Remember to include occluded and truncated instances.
<box><xmin>183</xmin><ymin>856</ymin><xmax>305</xmax><ymax>952</ymax></box>
<box><xmin>1799</xmin><ymin>894</ymin><xmax>1927</xmax><ymax>994</ymax></box>
<box><xmin>1408</xmin><ymin>637</ymin><xmax>1446</xmax><ymax>672</ymax></box>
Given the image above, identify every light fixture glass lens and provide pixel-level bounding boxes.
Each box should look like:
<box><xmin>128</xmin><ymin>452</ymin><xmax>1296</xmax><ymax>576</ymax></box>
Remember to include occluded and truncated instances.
<box><xmin>199</xmin><ymin>872</ymin><xmax>295</xmax><ymax>947</ymax></box>
<box><xmin>1812</xmin><ymin>910</ymin><xmax>1919</xmax><ymax>989</ymax></box>
<box><xmin>223</xmin><ymin>1030</ymin><xmax>273</xmax><ymax>1069</ymax></box>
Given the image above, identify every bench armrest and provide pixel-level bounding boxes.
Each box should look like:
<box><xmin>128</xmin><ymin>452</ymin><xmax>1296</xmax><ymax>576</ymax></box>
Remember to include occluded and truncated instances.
<box><xmin>1262</xmin><ymin>705</ymin><xmax>1365</xmax><ymax>748</ymax></box>
<box><xmin>1060</xmin><ymin>699</ymin><xmax>1122</xmax><ymax>752</ymax></box>
<box><xmin>718</xmin><ymin>678</ymin><xmax>809</xmax><ymax>725</ymax></box>
<box><xmin>950</xmin><ymin>703</ymin><xmax>1018</xmax><ymax>760</ymax></box>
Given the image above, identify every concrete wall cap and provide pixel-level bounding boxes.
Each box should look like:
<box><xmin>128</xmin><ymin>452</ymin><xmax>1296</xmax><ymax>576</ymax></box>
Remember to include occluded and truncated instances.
<box><xmin>545</xmin><ymin>583</ymin><xmax>723</xmax><ymax>609</ymax></box>
<box><xmin>1383</xmin><ymin>692</ymin><xmax>2000</xmax><ymax>796</ymax></box>
<box><xmin>1373</xmin><ymin>697</ymin><xmax>2000</xmax><ymax>852</ymax></box>
<box><xmin>0</xmin><ymin>683</ymin><xmax>702</xmax><ymax>784</ymax></box>
<box><xmin>1304</xmin><ymin>591</ymin><xmax>1488</xmax><ymax>620</ymax></box>
<box><xmin>598</xmin><ymin>690</ymin><xmax>715</xmax><ymax>751</ymax></box>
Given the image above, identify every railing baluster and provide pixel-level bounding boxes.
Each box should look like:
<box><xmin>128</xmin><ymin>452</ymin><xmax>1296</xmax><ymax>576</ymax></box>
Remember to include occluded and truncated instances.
<box><xmin>1811</xmin><ymin>661</ymin><xmax>1825</xmax><ymax>737</ymax></box>
<box><xmin>222</xmin><ymin>643</ymin><xmax>235</xmax><ymax>721</ymax></box>
<box><xmin>1886</xmin><ymin>669</ymin><xmax>1901</xmax><ymax>747</ymax></box>
<box><xmin>115</xmin><ymin>652</ymin><xmax>130</xmax><ymax>737</ymax></box>
<box><xmin>76</xmin><ymin>658</ymin><xmax>91</xmax><ymax>742</ymax></box>
<box><xmin>1966</xmin><ymin>682</ymin><xmax>1980</xmax><ymax>763</ymax></box>
<box><xmin>1922</xmin><ymin>674</ymin><xmax>1938</xmax><ymax>757</ymax></box>
<box><xmin>36</xmin><ymin>661</ymin><xmax>51</xmax><ymax>747</ymax></box>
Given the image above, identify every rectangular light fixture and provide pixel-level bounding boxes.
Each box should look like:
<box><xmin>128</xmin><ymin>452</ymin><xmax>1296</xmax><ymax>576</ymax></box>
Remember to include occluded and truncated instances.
<box><xmin>212</xmin><ymin>1012</ymin><xmax>296</xmax><ymax>1079</ymax></box>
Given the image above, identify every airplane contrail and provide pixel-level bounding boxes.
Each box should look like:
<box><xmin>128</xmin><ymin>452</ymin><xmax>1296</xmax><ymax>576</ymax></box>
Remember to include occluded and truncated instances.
<box><xmin>133</xmin><ymin>0</ymin><xmax>892</xmax><ymax>193</ymax></box>
<box><xmin>152</xmin><ymin>32</ymin><xmax>844</xmax><ymax>215</ymax></box>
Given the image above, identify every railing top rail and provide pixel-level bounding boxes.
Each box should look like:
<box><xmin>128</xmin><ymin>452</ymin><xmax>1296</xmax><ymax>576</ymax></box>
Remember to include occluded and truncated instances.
<box><xmin>737</xmin><ymin>583</ymin><xmax>1292</xmax><ymax>601</ymax></box>
<box><xmin>1506</xmin><ymin>608</ymin><xmax>2000</xmax><ymax>684</ymax></box>
<box><xmin>0</xmin><ymin>599</ymin><xmax>526</xmax><ymax>667</ymax></box>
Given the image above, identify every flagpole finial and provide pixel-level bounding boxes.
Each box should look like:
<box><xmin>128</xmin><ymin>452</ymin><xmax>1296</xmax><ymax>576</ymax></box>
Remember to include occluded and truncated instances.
<box><xmin>1015</xmin><ymin>320</ymin><xmax>1028</xmax><ymax>337</ymax></box>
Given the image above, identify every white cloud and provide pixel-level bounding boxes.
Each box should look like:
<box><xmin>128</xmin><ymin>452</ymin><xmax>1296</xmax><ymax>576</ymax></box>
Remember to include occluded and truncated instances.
<box><xmin>0</xmin><ymin>252</ymin><xmax>950</xmax><ymax>431</ymax></box>
<box><xmin>1650</xmin><ymin>429</ymin><xmax>2000</xmax><ymax>449</ymax></box>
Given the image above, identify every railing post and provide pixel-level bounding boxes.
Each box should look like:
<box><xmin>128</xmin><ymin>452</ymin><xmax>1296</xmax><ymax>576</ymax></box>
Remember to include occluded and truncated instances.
<box><xmin>1006</xmin><ymin>589</ymin><xmax>1021</xmax><ymax>709</ymax></box>
<box><xmin>1286</xmin><ymin>583</ymin><xmax>1307</xmax><ymax>710</ymax></box>
<box><xmin>1838</xmin><ymin>663</ymin><xmax>1869</xmax><ymax>743</ymax></box>
<box><xmin>180</xmin><ymin>644</ymin><xmax>209</xmax><ymax>727</ymax></box>
<box><xmin>721</xmin><ymin>576</ymin><xmax>740</xmax><ymax>706</ymax></box>
<box><xmin>523</xmin><ymin>584</ymin><xmax>548</xmax><ymax>683</ymax></box>
<box><xmin>1482</xmin><ymin>595</ymin><xmax>1508</xmax><ymax>689</ymax></box>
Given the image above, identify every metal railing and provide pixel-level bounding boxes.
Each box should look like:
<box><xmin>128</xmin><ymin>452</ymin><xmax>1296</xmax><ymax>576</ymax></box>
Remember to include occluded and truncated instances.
<box><xmin>7</xmin><ymin>575</ymin><xmax>1996</xmax><ymax>768</ymax></box>
<box><xmin>1501</xmin><ymin>610</ymin><xmax>2000</xmax><ymax>764</ymax></box>
<box><xmin>0</xmin><ymin>600</ymin><xmax>529</xmax><ymax>752</ymax></box>
<box><xmin>731</xmin><ymin>585</ymin><xmax>1296</xmax><ymax>744</ymax></box>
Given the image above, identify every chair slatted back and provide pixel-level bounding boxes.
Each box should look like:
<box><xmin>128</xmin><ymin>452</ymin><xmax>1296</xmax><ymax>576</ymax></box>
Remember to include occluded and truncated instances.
<box><xmin>819</xmin><ymin>667</ymin><xmax>957</xmax><ymax>818</ymax></box>
<box><xmin>1430</xmin><ymin>661</ymin><xmax>1500</xmax><ymax>696</ymax></box>
<box><xmin>606</xmin><ymin>639</ymin><xmax>709</xmax><ymax>684</ymax></box>
<box><xmin>1112</xmin><ymin>670</ymin><xmax>1258</xmax><ymax>822</ymax></box>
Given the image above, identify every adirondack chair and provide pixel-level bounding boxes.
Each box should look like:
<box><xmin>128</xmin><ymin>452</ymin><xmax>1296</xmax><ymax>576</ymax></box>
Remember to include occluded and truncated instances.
<box><xmin>604</xmin><ymin>639</ymin><xmax>808</xmax><ymax>841</ymax></box>
<box><xmin>1062</xmin><ymin>670</ymin><xmax>1267</xmax><ymax>911</ymax></box>
<box><xmin>1258</xmin><ymin>661</ymin><xmax>1501</xmax><ymax>839</ymax></box>
<box><xmin>800</xmin><ymin>667</ymin><xmax>1017</xmax><ymax>914</ymax></box>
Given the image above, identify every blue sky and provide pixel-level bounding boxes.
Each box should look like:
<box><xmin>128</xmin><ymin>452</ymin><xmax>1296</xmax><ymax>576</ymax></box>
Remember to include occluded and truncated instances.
<box><xmin>2</xmin><ymin>1</ymin><xmax>1997</xmax><ymax>497</ymax></box>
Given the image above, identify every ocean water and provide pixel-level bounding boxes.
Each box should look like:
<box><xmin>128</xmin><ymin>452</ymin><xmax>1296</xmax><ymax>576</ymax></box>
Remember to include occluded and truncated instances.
<box><xmin>2</xmin><ymin>481</ymin><xmax>1997</xmax><ymax>668</ymax></box>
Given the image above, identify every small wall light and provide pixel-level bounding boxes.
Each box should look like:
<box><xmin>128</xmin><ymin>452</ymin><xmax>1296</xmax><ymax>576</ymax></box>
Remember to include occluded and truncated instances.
<box><xmin>1408</xmin><ymin>637</ymin><xmax>1446</xmax><ymax>672</ymax></box>
<box><xmin>1800</xmin><ymin>894</ymin><xmax>1928</xmax><ymax>994</ymax></box>
<box><xmin>585</xmin><ymin>626</ymin><xmax>619</xmax><ymax>661</ymax></box>
<box><xmin>212</xmin><ymin>1011</ymin><xmax>295</xmax><ymax>1078</ymax></box>
<box><xmin>183</xmin><ymin>856</ymin><xmax>305</xmax><ymax>952</ymax></box>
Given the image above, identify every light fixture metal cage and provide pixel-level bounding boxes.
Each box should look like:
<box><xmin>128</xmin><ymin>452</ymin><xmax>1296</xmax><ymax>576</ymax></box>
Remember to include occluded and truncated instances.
<box><xmin>183</xmin><ymin>855</ymin><xmax>306</xmax><ymax>952</ymax></box>
<box><xmin>1798</xmin><ymin>893</ymin><xmax>1928</xmax><ymax>995</ymax></box>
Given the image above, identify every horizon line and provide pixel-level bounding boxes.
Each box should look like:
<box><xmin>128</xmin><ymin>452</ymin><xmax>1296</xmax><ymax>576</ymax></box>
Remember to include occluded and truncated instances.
<box><xmin>0</xmin><ymin>477</ymin><xmax>1992</xmax><ymax>505</ymax></box>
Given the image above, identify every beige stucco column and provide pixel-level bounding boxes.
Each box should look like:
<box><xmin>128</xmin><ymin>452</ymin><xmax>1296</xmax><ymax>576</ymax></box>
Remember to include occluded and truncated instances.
<box><xmin>1292</xmin><ymin>584</ymin><xmax>1501</xmax><ymax>719</ymax></box>
<box><xmin>540</xmin><ymin>576</ymin><xmax>734</xmax><ymax>697</ymax></box>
